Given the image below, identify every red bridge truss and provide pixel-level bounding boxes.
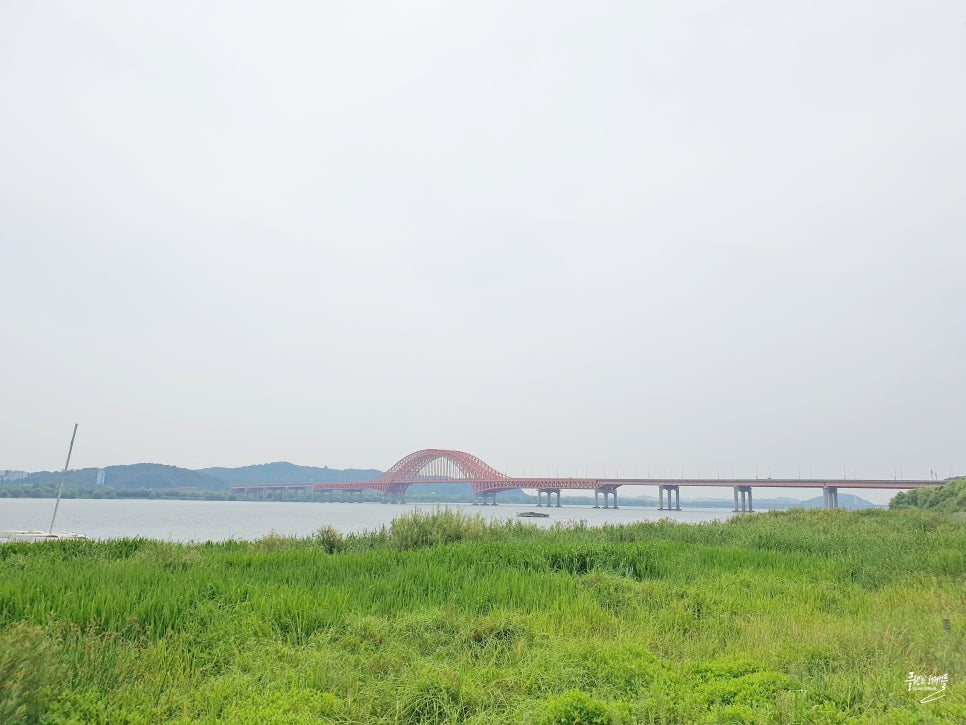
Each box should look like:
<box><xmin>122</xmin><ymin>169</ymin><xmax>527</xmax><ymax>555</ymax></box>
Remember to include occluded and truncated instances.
<box><xmin>303</xmin><ymin>448</ymin><xmax>539</xmax><ymax>502</ymax></box>
<box><xmin>229</xmin><ymin>448</ymin><xmax>949</xmax><ymax>509</ymax></box>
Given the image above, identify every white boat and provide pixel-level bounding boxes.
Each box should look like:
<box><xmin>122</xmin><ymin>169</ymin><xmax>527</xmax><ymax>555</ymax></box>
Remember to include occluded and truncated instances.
<box><xmin>0</xmin><ymin>530</ymin><xmax>89</xmax><ymax>543</ymax></box>
<box><xmin>1</xmin><ymin>423</ymin><xmax>88</xmax><ymax>544</ymax></box>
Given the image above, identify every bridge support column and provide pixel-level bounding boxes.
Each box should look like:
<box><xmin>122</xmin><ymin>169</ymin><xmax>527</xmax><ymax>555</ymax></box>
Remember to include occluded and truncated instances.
<box><xmin>658</xmin><ymin>485</ymin><xmax>682</xmax><ymax>511</ymax></box>
<box><xmin>540</xmin><ymin>489</ymin><xmax>560</xmax><ymax>507</ymax></box>
<box><xmin>537</xmin><ymin>489</ymin><xmax>560</xmax><ymax>507</ymax></box>
<box><xmin>383</xmin><ymin>490</ymin><xmax>406</xmax><ymax>504</ymax></box>
<box><xmin>823</xmin><ymin>486</ymin><xmax>838</xmax><ymax>509</ymax></box>
<box><xmin>477</xmin><ymin>492</ymin><xmax>497</xmax><ymax>506</ymax></box>
<box><xmin>734</xmin><ymin>486</ymin><xmax>753</xmax><ymax>513</ymax></box>
<box><xmin>595</xmin><ymin>486</ymin><xmax>618</xmax><ymax>509</ymax></box>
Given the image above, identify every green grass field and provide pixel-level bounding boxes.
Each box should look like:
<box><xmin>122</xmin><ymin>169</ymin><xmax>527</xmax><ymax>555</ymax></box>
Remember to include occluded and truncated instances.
<box><xmin>1</xmin><ymin>508</ymin><xmax>963</xmax><ymax>724</ymax></box>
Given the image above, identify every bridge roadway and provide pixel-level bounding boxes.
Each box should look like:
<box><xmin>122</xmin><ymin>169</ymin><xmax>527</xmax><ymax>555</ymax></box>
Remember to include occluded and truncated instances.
<box><xmin>228</xmin><ymin>448</ymin><xmax>947</xmax><ymax>512</ymax></box>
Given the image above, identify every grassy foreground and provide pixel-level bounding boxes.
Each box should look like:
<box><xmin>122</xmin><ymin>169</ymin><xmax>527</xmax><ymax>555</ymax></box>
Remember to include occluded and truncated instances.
<box><xmin>1</xmin><ymin>509</ymin><xmax>963</xmax><ymax>724</ymax></box>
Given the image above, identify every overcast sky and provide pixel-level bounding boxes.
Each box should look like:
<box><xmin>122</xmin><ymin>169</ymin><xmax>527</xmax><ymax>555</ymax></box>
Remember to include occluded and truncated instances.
<box><xmin>2</xmin><ymin>2</ymin><xmax>964</xmax><ymax>503</ymax></box>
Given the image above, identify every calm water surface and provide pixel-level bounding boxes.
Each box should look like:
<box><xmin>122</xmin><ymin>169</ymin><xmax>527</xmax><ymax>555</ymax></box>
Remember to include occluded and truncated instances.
<box><xmin>1</xmin><ymin>498</ymin><xmax>740</xmax><ymax>542</ymax></box>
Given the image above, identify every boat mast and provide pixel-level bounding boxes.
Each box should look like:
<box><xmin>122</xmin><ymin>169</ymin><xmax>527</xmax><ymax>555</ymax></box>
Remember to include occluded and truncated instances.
<box><xmin>48</xmin><ymin>423</ymin><xmax>78</xmax><ymax>535</ymax></box>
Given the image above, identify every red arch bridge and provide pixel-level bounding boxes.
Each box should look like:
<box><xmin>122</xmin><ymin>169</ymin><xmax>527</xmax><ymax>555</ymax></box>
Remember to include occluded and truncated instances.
<box><xmin>229</xmin><ymin>449</ymin><xmax>948</xmax><ymax>512</ymax></box>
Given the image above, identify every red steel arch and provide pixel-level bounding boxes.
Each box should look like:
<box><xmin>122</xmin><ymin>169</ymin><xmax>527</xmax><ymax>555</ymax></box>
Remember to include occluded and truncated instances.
<box><xmin>376</xmin><ymin>449</ymin><xmax>508</xmax><ymax>484</ymax></box>
<box><xmin>308</xmin><ymin>448</ymin><xmax>514</xmax><ymax>501</ymax></box>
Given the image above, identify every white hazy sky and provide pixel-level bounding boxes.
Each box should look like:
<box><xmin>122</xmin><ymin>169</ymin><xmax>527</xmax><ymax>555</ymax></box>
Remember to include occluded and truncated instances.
<box><xmin>2</xmin><ymin>2</ymin><xmax>964</xmax><ymax>503</ymax></box>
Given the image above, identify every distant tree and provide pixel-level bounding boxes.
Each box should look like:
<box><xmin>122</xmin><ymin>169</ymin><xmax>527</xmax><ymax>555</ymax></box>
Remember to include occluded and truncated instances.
<box><xmin>890</xmin><ymin>478</ymin><xmax>966</xmax><ymax>513</ymax></box>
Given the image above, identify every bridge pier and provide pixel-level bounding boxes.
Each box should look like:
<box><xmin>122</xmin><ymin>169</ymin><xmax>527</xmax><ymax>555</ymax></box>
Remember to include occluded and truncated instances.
<box><xmin>823</xmin><ymin>486</ymin><xmax>839</xmax><ymax>509</ymax></box>
<box><xmin>382</xmin><ymin>485</ymin><xmax>407</xmax><ymax>504</ymax></box>
<box><xmin>537</xmin><ymin>489</ymin><xmax>562</xmax><ymax>507</ymax></box>
<box><xmin>733</xmin><ymin>486</ymin><xmax>753</xmax><ymax>513</ymax></box>
<box><xmin>594</xmin><ymin>486</ymin><xmax>618</xmax><ymax>509</ymax></box>
<box><xmin>658</xmin><ymin>485</ymin><xmax>681</xmax><ymax>510</ymax></box>
<box><xmin>475</xmin><ymin>492</ymin><xmax>498</xmax><ymax>506</ymax></box>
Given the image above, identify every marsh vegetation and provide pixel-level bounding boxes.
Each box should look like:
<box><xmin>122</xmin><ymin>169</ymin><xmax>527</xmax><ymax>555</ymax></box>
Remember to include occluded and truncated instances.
<box><xmin>1</xmin><ymin>508</ymin><xmax>963</xmax><ymax>723</ymax></box>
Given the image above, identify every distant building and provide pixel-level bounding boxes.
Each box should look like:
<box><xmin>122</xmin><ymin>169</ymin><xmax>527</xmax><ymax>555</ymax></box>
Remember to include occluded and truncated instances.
<box><xmin>96</xmin><ymin>469</ymin><xmax>106</xmax><ymax>486</ymax></box>
<box><xmin>1</xmin><ymin>470</ymin><xmax>28</xmax><ymax>482</ymax></box>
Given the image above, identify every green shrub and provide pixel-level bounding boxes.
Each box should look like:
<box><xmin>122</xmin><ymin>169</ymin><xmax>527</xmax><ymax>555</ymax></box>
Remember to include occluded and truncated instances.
<box><xmin>540</xmin><ymin>690</ymin><xmax>611</xmax><ymax>725</ymax></box>
<box><xmin>215</xmin><ymin>688</ymin><xmax>341</xmax><ymax>724</ymax></box>
<box><xmin>312</xmin><ymin>525</ymin><xmax>345</xmax><ymax>553</ymax></box>
<box><xmin>399</xmin><ymin>668</ymin><xmax>477</xmax><ymax>724</ymax></box>
<box><xmin>0</xmin><ymin>624</ymin><xmax>61</xmax><ymax>724</ymax></box>
<box><xmin>389</xmin><ymin>508</ymin><xmax>492</xmax><ymax>549</ymax></box>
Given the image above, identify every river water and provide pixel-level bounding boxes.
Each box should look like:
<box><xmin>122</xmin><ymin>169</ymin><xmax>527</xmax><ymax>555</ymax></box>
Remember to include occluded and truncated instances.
<box><xmin>0</xmin><ymin>498</ymin><xmax>741</xmax><ymax>542</ymax></box>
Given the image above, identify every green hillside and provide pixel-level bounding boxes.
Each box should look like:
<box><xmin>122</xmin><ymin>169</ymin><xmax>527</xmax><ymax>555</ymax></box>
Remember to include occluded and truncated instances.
<box><xmin>17</xmin><ymin>464</ymin><xmax>223</xmax><ymax>490</ymax></box>
<box><xmin>200</xmin><ymin>462</ymin><xmax>381</xmax><ymax>486</ymax></box>
<box><xmin>7</xmin><ymin>462</ymin><xmax>382</xmax><ymax>494</ymax></box>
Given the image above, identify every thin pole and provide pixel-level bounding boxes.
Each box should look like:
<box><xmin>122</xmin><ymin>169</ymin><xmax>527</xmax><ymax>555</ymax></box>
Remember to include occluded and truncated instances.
<box><xmin>49</xmin><ymin>423</ymin><xmax>78</xmax><ymax>535</ymax></box>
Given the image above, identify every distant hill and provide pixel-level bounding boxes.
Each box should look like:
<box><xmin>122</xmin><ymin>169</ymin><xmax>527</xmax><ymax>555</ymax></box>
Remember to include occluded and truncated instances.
<box><xmin>14</xmin><ymin>462</ymin><xmax>383</xmax><ymax>492</ymax></box>
<box><xmin>685</xmin><ymin>496</ymin><xmax>806</xmax><ymax>509</ymax></box>
<box><xmin>404</xmin><ymin>482</ymin><xmax>476</xmax><ymax>502</ymax></box>
<box><xmin>890</xmin><ymin>477</ymin><xmax>966</xmax><ymax>513</ymax></box>
<box><xmin>796</xmin><ymin>493</ymin><xmax>882</xmax><ymax>510</ymax></box>
<box><xmin>683</xmin><ymin>493</ymin><xmax>879</xmax><ymax>510</ymax></box>
<box><xmin>200</xmin><ymin>462</ymin><xmax>381</xmax><ymax>487</ymax></box>
<box><xmin>20</xmin><ymin>464</ymin><xmax>223</xmax><ymax>490</ymax></box>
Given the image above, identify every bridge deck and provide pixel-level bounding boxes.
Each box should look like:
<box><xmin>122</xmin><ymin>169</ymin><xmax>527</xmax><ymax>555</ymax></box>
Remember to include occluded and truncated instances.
<box><xmin>229</xmin><ymin>477</ymin><xmax>943</xmax><ymax>494</ymax></box>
